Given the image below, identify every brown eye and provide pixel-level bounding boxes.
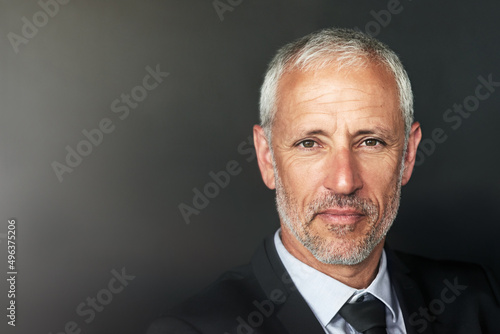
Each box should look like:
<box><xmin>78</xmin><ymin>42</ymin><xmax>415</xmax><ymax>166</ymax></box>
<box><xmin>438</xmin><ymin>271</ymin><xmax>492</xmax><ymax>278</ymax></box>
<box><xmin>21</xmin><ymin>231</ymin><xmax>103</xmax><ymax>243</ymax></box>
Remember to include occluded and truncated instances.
<box><xmin>364</xmin><ymin>139</ymin><xmax>380</xmax><ymax>147</ymax></box>
<box><xmin>300</xmin><ymin>140</ymin><xmax>316</xmax><ymax>148</ymax></box>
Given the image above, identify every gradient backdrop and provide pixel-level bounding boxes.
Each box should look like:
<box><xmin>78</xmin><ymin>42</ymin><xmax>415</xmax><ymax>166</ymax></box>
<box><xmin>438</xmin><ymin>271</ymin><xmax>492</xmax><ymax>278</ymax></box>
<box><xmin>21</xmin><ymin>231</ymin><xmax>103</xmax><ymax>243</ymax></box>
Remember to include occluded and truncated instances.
<box><xmin>1</xmin><ymin>1</ymin><xmax>499</xmax><ymax>333</ymax></box>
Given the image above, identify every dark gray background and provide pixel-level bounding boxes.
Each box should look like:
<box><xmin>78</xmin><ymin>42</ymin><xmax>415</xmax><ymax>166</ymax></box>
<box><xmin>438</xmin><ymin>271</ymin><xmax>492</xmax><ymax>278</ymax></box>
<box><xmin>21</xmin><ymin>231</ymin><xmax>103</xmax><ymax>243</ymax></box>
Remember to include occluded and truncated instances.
<box><xmin>1</xmin><ymin>0</ymin><xmax>499</xmax><ymax>333</ymax></box>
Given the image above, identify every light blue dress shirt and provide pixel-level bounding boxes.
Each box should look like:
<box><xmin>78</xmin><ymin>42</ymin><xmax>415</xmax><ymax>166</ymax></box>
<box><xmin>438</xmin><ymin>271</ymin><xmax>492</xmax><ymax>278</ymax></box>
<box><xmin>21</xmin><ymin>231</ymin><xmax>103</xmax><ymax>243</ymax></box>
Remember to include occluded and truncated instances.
<box><xmin>273</xmin><ymin>230</ymin><xmax>407</xmax><ymax>333</ymax></box>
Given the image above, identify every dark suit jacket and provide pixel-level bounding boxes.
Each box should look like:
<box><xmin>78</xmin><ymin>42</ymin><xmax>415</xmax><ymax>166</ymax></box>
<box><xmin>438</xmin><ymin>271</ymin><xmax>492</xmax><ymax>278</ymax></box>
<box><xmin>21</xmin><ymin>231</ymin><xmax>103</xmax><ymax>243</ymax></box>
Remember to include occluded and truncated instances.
<box><xmin>147</xmin><ymin>236</ymin><xmax>500</xmax><ymax>334</ymax></box>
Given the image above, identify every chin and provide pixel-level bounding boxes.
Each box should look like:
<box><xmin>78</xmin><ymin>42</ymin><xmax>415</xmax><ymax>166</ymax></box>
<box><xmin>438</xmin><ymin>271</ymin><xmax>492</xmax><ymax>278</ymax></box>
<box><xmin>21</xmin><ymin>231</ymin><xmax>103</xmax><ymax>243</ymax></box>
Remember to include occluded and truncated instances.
<box><xmin>307</xmin><ymin>234</ymin><xmax>381</xmax><ymax>266</ymax></box>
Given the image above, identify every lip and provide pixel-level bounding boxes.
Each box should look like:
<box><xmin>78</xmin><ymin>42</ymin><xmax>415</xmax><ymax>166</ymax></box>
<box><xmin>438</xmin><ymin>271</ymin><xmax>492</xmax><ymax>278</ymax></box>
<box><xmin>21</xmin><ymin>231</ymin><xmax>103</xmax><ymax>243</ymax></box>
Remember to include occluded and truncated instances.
<box><xmin>315</xmin><ymin>208</ymin><xmax>364</xmax><ymax>224</ymax></box>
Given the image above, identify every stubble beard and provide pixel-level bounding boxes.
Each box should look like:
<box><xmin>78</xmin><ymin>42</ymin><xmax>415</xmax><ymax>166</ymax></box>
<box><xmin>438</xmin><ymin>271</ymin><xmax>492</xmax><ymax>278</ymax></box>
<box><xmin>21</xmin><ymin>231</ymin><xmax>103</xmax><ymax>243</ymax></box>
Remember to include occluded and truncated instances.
<box><xmin>275</xmin><ymin>168</ymin><xmax>402</xmax><ymax>266</ymax></box>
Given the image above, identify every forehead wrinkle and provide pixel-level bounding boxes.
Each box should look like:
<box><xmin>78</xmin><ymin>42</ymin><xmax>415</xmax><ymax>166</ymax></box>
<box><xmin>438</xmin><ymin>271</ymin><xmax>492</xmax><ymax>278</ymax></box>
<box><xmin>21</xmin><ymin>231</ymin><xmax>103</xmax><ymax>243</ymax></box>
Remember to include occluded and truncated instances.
<box><xmin>296</xmin><ymin>87</ymin><xmax>377</xmax><ymax>105</ymax></box>
<box><xmin>344</xmin><ymin>104</ymin><xmax>385</xmax><ymax>112</ymax></box>
<box><xmin>295</xmin><ymin>105</ymin><xmax>386</xmax><ymax>117</ymax></box>
<box><xmin>337</xmin><ymin>87</ymin><xmax>380</xmax><ymax>95</ymax></box>
<box><xmin>315</xmin><ymin>99</ymin><xmax>363</xmax><ymax>106</ymax></box>
<box><xmin>294</xmin><ymin>91</ymin><xmax>342</xmax><ymax>105</ymax></box>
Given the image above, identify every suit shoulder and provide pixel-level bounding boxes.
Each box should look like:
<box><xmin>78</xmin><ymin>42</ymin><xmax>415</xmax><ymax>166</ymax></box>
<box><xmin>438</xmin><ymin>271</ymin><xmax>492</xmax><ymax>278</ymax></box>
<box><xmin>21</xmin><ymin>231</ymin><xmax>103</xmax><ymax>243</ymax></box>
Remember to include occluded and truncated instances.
<box><xmin>146</xmin><ymin>316</ymin><xmax>201</xmax><ymax>334</ymax></box>
<box><xmin>393</xmin><ymin>250</ymin><xmax>479</xmax><ymax>272</ymax></box>
<box><xmin>159</xmin><ymin>263</ymin><xmax>265</xmax><ymax>331</ymax></box>
<box><xmin>393</xmin><ymin>250</ymin><xmax>491</xmax><ymax>277</ymax></box>
<box><xmin>392</xmin><ymin>250</ymin><xmax>500</xmax><ymax>305</ymax></box>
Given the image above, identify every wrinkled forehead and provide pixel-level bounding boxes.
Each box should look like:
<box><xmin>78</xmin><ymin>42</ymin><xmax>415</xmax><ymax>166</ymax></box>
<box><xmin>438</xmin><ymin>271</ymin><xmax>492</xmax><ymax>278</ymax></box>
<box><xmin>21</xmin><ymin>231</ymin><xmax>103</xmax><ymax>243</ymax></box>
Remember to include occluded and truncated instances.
<box><xmin>274</xmin><ymin>62</ymin><xmax>401</xmax><ymax>127</ymax></box>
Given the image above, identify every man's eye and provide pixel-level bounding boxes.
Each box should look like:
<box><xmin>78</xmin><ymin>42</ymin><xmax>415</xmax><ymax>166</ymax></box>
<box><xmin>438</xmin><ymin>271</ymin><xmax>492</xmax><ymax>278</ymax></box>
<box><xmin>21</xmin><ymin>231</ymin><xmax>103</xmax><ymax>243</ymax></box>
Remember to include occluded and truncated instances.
<box><xmin>299</xmin><ymin>140</ymin><xmax>316</xmax><ymax>148</ymax></box>
<box><xmin>363</xmin><ymin>139</ymin><xmax>382</xmax><ymax>147</ymax></box>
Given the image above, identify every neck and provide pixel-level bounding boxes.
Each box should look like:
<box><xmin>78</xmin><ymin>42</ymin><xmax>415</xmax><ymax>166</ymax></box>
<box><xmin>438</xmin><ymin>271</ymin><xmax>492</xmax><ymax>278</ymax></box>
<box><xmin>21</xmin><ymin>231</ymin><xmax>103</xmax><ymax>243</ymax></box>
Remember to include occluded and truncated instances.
<box><xmin>280</xmin><ymin>227</ymin><xmax>384</xmax><ymax>289</ymax></box>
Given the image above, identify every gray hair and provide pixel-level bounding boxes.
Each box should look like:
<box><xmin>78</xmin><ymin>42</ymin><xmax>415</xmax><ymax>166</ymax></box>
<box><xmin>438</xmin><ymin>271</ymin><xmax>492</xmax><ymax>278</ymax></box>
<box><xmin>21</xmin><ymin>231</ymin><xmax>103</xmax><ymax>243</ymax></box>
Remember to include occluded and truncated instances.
<box><xmin>259</xmin><ymin>28</ymin><xmax>413</xmax><ymax>142</ymax></box>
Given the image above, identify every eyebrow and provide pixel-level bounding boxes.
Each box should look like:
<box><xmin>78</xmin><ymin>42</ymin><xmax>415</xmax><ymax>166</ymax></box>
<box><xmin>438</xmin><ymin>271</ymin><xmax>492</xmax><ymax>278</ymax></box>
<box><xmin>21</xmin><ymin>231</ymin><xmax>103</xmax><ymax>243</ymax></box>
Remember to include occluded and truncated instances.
<box><xmin>298</xmin><ymin>126</ymin><xmax>398</xmax><ymax>140</ymax></box>
<box><xmin>302</xmin><ymin>129</ymin><xmax>330</xmax><ymax>136</ymax></box>
<box><xmin>353</xmin><ymin>127</ymin><xmax>398</xmax><ymax>140</ymax></box>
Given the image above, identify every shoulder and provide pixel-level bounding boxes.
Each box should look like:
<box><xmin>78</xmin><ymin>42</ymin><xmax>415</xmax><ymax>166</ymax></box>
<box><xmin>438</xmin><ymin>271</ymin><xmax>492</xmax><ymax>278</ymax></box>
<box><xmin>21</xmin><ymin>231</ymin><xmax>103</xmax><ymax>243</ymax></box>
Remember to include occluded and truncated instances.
<box><xmin>390</xmin><ymin>249</ymin><xmax>500</xmax><ymax>305</ymax></box>
<box><xmin>147</xmin><ymin>317</ymin><xmax>200</xmax><ymax>334</ymax></box>
<box><xmin>146</xmin><ymin>264</ymin><xmax>266</xmax><ymax>334</ymax></box>
<box><xmin>173</xmin><ymin>264</ymin><xmax>263</xmax><ymax>317</ymax></box>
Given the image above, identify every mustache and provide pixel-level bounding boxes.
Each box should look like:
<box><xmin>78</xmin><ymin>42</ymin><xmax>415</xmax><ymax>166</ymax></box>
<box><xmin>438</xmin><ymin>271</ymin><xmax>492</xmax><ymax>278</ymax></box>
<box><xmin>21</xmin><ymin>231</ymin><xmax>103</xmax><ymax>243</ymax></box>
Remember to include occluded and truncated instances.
<box><xmin>307</xmin><ymin>193</ymin><xmax>378</xmax><ymax>220</ymax></box>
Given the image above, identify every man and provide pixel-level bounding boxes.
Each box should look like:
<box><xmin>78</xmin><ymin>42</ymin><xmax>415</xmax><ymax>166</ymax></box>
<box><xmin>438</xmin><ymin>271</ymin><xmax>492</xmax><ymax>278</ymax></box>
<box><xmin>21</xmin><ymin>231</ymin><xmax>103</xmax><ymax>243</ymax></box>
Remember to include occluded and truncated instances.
<box><xmin>148</xmin><ymin>28</ymin><xmax>500</xmax><ymax>334</ymax></box>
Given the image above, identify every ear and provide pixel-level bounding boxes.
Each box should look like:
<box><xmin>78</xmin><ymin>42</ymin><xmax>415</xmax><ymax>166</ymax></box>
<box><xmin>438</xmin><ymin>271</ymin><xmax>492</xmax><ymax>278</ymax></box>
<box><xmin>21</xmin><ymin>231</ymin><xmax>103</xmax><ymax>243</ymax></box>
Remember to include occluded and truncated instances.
<box><xmin>253</xmin><ymin>125</ymin><xmax>276</xmax><ymax>189</ymax></box>
<box><xmin>401</xmin><ymin>122</ymin><xmax>422</xmax><ymax>186</ymax></box>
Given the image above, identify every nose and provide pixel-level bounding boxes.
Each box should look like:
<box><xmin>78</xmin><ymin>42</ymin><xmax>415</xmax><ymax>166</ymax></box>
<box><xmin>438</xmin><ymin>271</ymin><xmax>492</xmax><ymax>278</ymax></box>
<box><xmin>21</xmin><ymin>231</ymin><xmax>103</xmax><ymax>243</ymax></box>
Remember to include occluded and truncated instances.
<box><xmin>323</xmin><ymin>148</ymin><xmax>363</xmax><ymax>195</ymax></box>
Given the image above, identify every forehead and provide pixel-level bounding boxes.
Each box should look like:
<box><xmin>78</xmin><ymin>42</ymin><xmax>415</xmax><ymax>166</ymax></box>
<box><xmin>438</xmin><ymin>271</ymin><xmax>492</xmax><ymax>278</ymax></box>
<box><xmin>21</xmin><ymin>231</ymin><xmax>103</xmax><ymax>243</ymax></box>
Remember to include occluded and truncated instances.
<box><xmin>274</xmin><ymin>62</ymin><xmax>401</xmax><ymax>130</ymax></box>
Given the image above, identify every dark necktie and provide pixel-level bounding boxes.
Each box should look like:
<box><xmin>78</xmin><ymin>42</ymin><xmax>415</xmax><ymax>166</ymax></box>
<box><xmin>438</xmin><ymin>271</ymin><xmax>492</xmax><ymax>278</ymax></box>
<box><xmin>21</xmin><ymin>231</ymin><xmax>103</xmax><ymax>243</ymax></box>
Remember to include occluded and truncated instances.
<box><xmin>338</xmin><ymin>296</ymin><xmax>387</xmax><ymax>334</ymax></box>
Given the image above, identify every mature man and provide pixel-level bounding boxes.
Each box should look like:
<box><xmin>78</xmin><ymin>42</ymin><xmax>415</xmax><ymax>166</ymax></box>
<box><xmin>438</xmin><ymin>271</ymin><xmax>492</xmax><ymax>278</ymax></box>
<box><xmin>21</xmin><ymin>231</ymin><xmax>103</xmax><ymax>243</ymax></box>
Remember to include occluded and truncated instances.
<box><xmin>148</xmin><ymin>28</ymin><xmax>500</xmax><ymax>334</ymax></box>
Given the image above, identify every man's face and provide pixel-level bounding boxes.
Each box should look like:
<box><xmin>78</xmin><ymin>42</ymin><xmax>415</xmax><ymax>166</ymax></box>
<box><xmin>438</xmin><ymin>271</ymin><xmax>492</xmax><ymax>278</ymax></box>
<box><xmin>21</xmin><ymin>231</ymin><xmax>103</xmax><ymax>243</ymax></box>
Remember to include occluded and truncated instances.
<box><xmin>255</xmin><ymin>62</ymin><xmax>420</xmax><ymax>266</ymax></box>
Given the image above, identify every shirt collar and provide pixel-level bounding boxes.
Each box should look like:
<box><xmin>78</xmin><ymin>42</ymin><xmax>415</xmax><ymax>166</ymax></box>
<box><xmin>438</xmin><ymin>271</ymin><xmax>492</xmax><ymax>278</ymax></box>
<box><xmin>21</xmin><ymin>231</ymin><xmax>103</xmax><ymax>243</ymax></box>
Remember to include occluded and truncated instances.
<box><xmin>273</xmin><ymin>229</ymin><xmax>398</xmax><ymax>326</ymax></box>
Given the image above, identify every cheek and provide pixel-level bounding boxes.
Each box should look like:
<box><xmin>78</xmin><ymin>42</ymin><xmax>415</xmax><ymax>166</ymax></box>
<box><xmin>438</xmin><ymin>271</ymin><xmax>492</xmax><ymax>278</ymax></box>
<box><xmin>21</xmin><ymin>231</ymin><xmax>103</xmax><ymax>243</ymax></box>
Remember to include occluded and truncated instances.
<box><xmin>357</xmin><ymin>155</ymin><xmax>402</xmax><ymax>198</ymax></box>
<box><xmin>279</xmin><ymin>156</ymin><xmax>324</xmax><ymax>202</ymax></box>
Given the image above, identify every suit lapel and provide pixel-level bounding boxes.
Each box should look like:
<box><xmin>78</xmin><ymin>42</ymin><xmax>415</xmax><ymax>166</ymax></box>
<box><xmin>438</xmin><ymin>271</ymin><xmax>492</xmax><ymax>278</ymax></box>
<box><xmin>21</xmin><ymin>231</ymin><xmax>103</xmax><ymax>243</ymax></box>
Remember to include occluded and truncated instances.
<box><xmin>251</xmin><ymin>236</ymin><xmax>326</xmax><ymax>334</ymax></box>
<box><xmin>251</xmin><ymin>237</ymin><xmax>440</xmax><ymax>334</ymax></box>
<box><xmin>385</xmin><ymin>248</ymin><xmax>435</xmax><ymax>334</ymax></box>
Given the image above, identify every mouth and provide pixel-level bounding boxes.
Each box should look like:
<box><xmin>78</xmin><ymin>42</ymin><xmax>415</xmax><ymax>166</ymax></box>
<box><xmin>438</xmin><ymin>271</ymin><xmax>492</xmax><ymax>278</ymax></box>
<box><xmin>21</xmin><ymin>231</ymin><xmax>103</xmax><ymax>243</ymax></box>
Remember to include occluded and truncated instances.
<box><xmin>314</xmin><ymin>208</ymin><xmax>365</xmax><ymax>225</ymax></box>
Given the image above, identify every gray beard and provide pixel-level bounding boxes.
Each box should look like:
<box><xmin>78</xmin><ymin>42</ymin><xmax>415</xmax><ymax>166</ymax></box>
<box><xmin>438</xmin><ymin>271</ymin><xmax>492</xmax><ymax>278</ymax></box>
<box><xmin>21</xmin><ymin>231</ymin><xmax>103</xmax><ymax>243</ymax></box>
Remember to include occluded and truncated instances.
<box><xmin>274</xmin><ymin>170</ymin><xmax>402</xmax><ymax>266</ymax></box>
